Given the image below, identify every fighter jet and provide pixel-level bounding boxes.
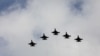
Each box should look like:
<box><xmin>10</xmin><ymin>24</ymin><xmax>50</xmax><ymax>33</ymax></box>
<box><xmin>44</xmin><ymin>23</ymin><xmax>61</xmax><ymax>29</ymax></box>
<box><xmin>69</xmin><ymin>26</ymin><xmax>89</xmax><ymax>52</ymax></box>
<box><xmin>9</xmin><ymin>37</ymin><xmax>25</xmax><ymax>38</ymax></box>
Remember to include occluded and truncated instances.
<box><xmin>63</xmin><ymin>32</ymin><xmax>71</xmax><ymax>39</ymax></box>
<box><xmin>75</xmin><ymin>35</ymin><xmax>83</xmax><ymax>42</ymax></box>
<box><xmin>29</xmin><ymin>40</ymin><xmax>36</xmax><ymax>47</ymax></box>
<box><xmin>40</xmin><ymin>33</ymin><xmax>48</xmax><ymax>40</ymax></box>
<box><xmin>52</xmin><ymin>28</ymin><xmax>60</xmax><ymax>35</ymax></box>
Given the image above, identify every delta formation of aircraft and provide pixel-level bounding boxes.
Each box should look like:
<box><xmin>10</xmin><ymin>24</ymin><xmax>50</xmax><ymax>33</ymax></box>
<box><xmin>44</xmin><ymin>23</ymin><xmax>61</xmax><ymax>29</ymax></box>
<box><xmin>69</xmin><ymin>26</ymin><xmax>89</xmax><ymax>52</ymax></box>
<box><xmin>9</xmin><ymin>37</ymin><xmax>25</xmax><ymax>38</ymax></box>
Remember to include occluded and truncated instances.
<box><xmin>29</xmin><ymin>28</ymin><xmax>83</xmax><ymax>47</ymax></box>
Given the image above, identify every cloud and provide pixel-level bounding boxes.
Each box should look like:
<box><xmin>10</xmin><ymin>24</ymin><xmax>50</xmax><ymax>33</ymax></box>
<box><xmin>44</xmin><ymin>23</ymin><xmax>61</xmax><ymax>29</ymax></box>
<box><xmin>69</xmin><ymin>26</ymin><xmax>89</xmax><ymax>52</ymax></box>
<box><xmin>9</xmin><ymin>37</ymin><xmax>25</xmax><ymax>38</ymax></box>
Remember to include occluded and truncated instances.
<box><xmin>0</xmin><ymin>0</ymin><xmax>100</xmax><ymax>56</ymax></box>
<box><xmin>68</xmin><ymin>0</ymin><xmax>84</xmax><ymax>14</ymax></box>
<box><xmin>0</xmin><ymin>0</ymin><xmax>27</xmax><ymax>15</ymax></box>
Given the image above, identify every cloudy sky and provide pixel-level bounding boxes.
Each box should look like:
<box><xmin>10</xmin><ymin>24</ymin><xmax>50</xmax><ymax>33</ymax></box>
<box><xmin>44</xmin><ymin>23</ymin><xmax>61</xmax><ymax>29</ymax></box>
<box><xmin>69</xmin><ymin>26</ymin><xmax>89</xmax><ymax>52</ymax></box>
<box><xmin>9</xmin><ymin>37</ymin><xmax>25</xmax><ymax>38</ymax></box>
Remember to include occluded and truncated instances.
<box><xmin>0</xmin><ymin>0</ymin><xmax>100</xmax><ymax>56</ymax></box>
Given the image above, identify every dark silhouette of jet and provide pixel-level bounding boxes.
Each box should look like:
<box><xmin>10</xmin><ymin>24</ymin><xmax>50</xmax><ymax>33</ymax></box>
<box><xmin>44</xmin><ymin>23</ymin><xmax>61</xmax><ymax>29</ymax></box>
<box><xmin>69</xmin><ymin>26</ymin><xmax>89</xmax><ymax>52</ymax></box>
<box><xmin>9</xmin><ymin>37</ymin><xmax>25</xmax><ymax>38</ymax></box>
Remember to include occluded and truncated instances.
<box><xmin>52</xmin><ymin>28</ymin><xmax>60</xmax><ymax>35</ymax></box>
<box><xmin>40</xmin><ymin>33</ymin><xmax>48</xmax><ymax>40</ymax></box>
<box><xmin>75</xmin><ymin>35</ymin><xmax>83</xmax><ymax>42</ymax></box>
<box><xmin>29</xmin><ymin>40</ymin><xmax>36</xmax><ymax>47</ymax></box>
<box><xmin>63</xmin><ymin>32</ymin><xmax>71</xmax><ymax>39</ymax></box>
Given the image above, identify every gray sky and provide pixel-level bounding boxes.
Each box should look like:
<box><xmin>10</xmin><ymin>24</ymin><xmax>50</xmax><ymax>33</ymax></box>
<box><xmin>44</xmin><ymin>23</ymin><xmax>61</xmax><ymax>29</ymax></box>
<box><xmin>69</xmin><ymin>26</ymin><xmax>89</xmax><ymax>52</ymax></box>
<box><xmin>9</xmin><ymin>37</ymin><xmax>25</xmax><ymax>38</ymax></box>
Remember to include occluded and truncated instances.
<box><xmin>0</xmin><ymin>0</ymin><xmax>100</xmax><ymax>56</ymax></box>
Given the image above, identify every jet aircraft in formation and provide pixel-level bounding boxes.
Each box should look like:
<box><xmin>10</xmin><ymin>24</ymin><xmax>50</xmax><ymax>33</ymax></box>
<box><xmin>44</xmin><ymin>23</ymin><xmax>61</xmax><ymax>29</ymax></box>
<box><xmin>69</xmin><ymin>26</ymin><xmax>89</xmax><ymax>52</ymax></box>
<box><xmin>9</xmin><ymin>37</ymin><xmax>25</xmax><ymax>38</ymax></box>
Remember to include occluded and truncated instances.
<box><xmin>52</xmin><ymin>28</ymin><xmax>60</xmax><ymax>35</ymax></box>
<box><xmin>29</xmin><ymin>28</ymin><xmax>83</xmax><ymax>47</ymax></box>
<box><xmin>75</xmin><ymin>35</ymin><xmax>83</xmax><ymax>42</ymax></box>
<box><xmin>63</xmin><ymin>32</ymin><xmax>71</xmax><ymax>39</ymax></box>
<box><xmin>40</xmin><ymin>33</ymin><xmax>48</xmax><ymax>40</ymax></box>
<box><xmin>29</xmin><ymin>40</ymin><xmax>36</xmax><ymax>47</ymax></box>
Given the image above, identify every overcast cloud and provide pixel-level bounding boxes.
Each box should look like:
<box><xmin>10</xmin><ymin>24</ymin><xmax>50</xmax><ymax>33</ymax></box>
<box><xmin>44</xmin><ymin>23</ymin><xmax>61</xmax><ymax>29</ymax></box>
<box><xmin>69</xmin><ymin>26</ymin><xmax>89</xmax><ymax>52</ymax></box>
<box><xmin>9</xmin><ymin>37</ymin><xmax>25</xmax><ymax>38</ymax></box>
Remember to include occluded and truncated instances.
<box><xmin>0</xmin><ymin>0</ymin><xmax>100</xmax><ymax>56</ymax></box>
